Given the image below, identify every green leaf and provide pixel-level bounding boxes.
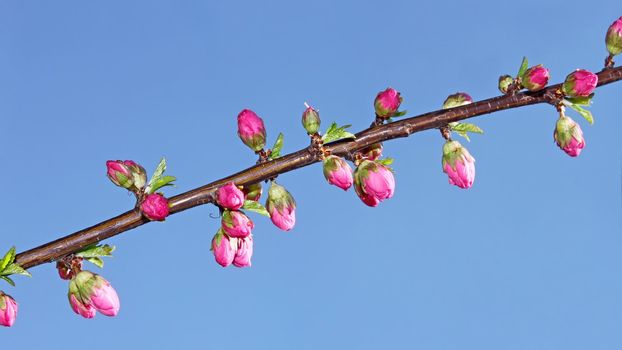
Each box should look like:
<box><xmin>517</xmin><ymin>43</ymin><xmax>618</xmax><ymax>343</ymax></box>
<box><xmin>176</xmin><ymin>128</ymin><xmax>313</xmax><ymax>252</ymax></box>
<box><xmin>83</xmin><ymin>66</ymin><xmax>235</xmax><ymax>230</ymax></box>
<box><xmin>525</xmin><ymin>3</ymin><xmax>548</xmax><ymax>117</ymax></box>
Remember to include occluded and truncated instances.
<box><xmin>75</xmin><ymin>244</ymin><xmax>115</xmax><ymax>259</ymax></box>
<box><xmin>568</xmin><ymin>104</ymin><xmax>594</xmax><ymax>125</ymax></box>
<box><xmin>449</xmin><ymin>122</ymin><xmax>483</xmax><ymax>142</ymax></box>
<box><xmin>0</xmin><ymin>247</ymin><xmax>16</xmax><ymax>271</ymax></box>
<box><xmin>393</xmin><ymin>110</ymin><xmax>408</xmax><ymax>117</ymax></box>
<box><xmin>147</xmin><ymin>175</ymin><xmax>176</xmax><ymax>194</ymax></box>
<box><xmin>86</xmin><ymin>257</ymin><xmax>105</xmax><ymax>269</ymax></box>
<box><xmin>0</xmin><ymin>275</ymin><xmax>15</xmax><ymax>287</ymax></box>
<box><xmin>321</xmin><ymin>122</ymin><xmax>356</xmax><ymax>144</ymax></box>
<box><xmin>268</xmin><ymin>133</ymin><xmax>284</xmax><ymax>160</ymax></box>
<box><xmin>1</xmin><ymin>263</ymin><xmax>31</xmax><ymax>277</ymax></box>
<box><xmin>566</xmin><ymin>95</ymin><xmax>593</xmax><ymax>106</ymax></box>
<box><xmin>455</xmin><ymin>130</ymin><xmax>471</xmax><ymax>142</ymax></box>
<box><xmin>376</xmin><ymin>158</ymin><xmax>394</xmax><ymax>166</ymax></box>
<box><xmin>517</xmin><ymin>56</ymin><xmax>529</xmax><ymax>78</ymax></box>
<box><xmin>147</xmin><ymin>157</ymin><xmax>167</xmax><ymax>191</ymax></box>
<box><xmin>242</xmin><ymin>200</ymin><xmax>270</xmax><ymax>217</ymax></box>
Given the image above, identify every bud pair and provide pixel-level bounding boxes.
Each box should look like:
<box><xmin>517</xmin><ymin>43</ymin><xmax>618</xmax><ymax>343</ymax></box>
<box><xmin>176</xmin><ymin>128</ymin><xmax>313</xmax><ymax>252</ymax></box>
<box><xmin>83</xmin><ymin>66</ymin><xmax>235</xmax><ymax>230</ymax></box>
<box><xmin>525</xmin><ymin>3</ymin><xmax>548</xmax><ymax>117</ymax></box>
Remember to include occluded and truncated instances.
<box><xmin>354</xmin><ymin>160</ymin><xmax>395</xmax><ymax>207</ymax></box>
<box><xmin>106</xmin><ymin>160</ymin><xmax>147</xmax><ymax>192</ymax></box>
<box><xmin>266</xmin><ymin>182</ymin><xmax>297</xmax><ymax>231</ymax></box>
<box><xmin>211</xmin><ymin>231</ymin><xmax>253</xmax><ymax>268</ymax></box>
<box><xmin>68</xmin><ymin>271</ymin><xmax>120</xmax><ymax>319</ymax></box>
<box><xmin>554</xmin><ymin>115</ymin><xmax>585</xmax><ymax>157</ymax></box>
<box><xmin>0</xmin><ymin>291</ymin><xmax>18</xmax><ymax>327</ymax></box>
<box><xmin>442</xmin><ymin>140</ymin><xmax>475</xmax><ymax>189</ymax></box>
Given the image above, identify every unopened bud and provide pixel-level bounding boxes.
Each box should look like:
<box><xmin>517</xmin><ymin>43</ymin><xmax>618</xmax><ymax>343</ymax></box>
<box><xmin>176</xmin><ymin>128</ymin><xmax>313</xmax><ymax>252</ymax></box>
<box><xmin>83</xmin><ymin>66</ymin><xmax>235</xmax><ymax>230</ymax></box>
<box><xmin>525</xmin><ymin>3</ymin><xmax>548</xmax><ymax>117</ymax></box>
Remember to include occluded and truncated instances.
<box><xmin>301</xmin><ymin>104</ymin><xmax>321</xmax><ymax>135</ymax></box>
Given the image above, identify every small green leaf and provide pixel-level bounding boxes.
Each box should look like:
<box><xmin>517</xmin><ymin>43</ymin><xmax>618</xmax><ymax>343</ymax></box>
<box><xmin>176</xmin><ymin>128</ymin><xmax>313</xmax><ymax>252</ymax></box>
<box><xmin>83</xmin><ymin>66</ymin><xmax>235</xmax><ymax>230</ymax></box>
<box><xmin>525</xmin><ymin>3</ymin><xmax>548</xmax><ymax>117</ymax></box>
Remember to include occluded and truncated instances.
<box><xmin>450</xmin><ymin>122</ymin><xmax>484</xmax><ymax>134</ymax></box>
<box><xmin>566</xmin><ymin>95</ymin><xmax>593</xmax><ymax>106</ymax></box>
<box><xmin>242</xmin><ymin>200</ymin><xmax>270</xmax><ymax>217</ymax></box>
<box><xmin>75</xmin><ymin>244</ymin><xmax>116</xmax><ymax>259</ymax></box>
<box><xmin>321</xmin><ymin>122</ymin><xmax>356</xmax><ymax>143</ymax></box>
<box><xmin>147</xmin><ymin>175</ymin><xmax>176</xmax><ymax>194</ymax></box>
<box><xmin>568</xmin><ymin>104</ymin><xmax>594</xmax><ymax>125</ymax></box>
<box><xmin>517</xmin><ymin>56</ymin><xmax>529</xmax><ymax>78</ymax></box>
<box><xmin>1</xmin><ymin>263</ymin><xmax>31</xmax><ymax>277</ymax></box>
<box><xmin>86</xmin><ymin>257</ymin><xmax>104</xmax><ymax>269</ymax></box>
<box><xmin>393</xmin><ymin>110</ymin><xmax>408</xmax><ymax>117</ymax></box>
<box><xmin>376</xmin><ymin>158</ymin><xmax>394</xmax><ymax>166</ymax></box>
<box><xmin>268</xmin><ymin>133</ymin><xmax>284</xmax><ymax>160</ymax></box>
<box><xmin>0</xmin><ymin>275</ymin><xmax>15</xmax><ymax>287</ymax></box>
<box><xmin>455</xmin><ymin>130</ymin><xmax>471</xmax><ymax>142</ymax></box>
<box><xmin>147</xmin><ymin>157</ymin><xmax>167</xmax><ymax>191</ymax></box>
<box><xmin>0</xmin><ymin>247</ymin><xmax>16</xmax><ymax>271</ymax></box>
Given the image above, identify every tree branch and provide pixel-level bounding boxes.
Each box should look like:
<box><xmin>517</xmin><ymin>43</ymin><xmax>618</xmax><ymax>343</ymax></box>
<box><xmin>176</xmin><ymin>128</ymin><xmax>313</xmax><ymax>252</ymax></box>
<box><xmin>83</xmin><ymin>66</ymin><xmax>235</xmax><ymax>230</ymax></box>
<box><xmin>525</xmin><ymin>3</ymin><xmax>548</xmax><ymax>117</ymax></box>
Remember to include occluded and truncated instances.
<box><xmin>14</xmin><ymin>66</ymin><xmax>622</xmax><ymax>270</ymax></box>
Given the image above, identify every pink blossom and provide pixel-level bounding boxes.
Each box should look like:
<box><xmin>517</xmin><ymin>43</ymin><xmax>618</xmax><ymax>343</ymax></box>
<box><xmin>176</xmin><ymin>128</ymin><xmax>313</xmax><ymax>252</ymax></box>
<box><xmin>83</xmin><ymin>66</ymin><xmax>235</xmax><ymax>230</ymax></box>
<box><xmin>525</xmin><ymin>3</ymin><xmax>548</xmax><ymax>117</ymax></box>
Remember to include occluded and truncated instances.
<box><xmin>442</xmin><ymin>140</ymin><xmax>476</xmax><ymax>189</ymax></box>
<box><xmin>216</xmin><ymin>182</ymin><xmax>245</xmax><ymax>210</ymax></box>
<box><xmin>374</xmin><ymin>87</ymin><xmax>402</xmax><ymax>119</ymax></box>
<box><xmin>212</xmin><ymin>230</ymin><xmax>237</xmax><ymax>267</ymax></box>
<box><xmin>233</xmin><ymin>235</ymin><xmax>253</xmax><ymax>268</ymax></box>
<box><xmin>266</xmin><ymin>182</ymin><xmax>297</xmax><ymax>231</ymax></box>
<box><xmin>353</xmin><ymin>160</ymin><xmax>395</xmax><ymax>207</ymax></box>
<box><xmin>562</xmin><ymin>69</ymin><xmax>598</xmax><ymax>97</ymax></box>
<box><xmin>140</xmin><ymin>193</ymin><xmax>170</xmax><ymax>221</ymax></box>
<box><xmin>221</xmin><ymin>210</ymin><xmax>254</xmax><ymax>238</ymax></box>
<box><xmin>323</xmin><ymin>155</ymin><xmax>354</xmax><ymax>191</ymax></box>
<box><xmin>521</xmin><ymin>65</ymin><xmax>549</xmax><ymax>91</ymax></box>
<box><xmin>0</xmin><ymin>292</ymin><xmax>18</xmax><ymax>327</ymax></box>
<box><xmin>554</xmin><ymin>116</ymin><xmax>585</xmax><ymax>157</ymax></box>
<box><xmin>237</xmin><ymin>109</ymin><xmax>267</xmax><ymax>151</ymax></box>
<box><xmin>69</xmin><ymin>294</ymin><xmax>96</xmax><ymax>319</ymax></box>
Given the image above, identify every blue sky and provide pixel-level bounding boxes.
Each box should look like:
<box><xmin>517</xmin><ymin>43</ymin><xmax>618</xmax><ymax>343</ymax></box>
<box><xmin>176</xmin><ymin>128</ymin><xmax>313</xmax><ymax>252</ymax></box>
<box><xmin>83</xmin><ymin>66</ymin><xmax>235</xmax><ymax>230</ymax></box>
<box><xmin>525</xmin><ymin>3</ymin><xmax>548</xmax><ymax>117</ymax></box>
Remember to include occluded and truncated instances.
<box><xmin>1</xmin><ymin>1</ymin><xmax>620</xmax><ymax>349</ymax></box>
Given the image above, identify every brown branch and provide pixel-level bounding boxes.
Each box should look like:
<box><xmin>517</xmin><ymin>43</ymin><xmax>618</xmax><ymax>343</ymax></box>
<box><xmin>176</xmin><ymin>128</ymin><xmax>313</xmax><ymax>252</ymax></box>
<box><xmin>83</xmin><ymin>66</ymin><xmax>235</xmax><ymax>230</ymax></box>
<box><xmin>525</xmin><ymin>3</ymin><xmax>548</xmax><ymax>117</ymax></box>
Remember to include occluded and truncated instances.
<box><xmin>14</xmin><ymin>66</ymin><xmax>622</xmax><ymax>270</ymax></box>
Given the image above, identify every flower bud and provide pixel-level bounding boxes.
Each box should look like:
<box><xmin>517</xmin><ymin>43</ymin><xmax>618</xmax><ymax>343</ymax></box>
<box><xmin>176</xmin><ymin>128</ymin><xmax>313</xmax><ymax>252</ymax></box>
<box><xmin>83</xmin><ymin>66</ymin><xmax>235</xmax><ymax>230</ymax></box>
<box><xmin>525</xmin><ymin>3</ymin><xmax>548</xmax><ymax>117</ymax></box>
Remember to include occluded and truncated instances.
<box><xmin>301</xmin><ymin>105</ymin><xmax>321</xmax><ymax>135</ymax></box>
<box><xmin>606</xmin><ymin>16</ymin><xmax>622</xmax><ymax>56</ymax></box>
<box><xmin>123</xmin><ymin>160</ymin><xmax>147</xmax><ymax>190</ymax></box>
<box><xmin>323</xmin><ymin>155</ymin><xmax>353</xmax><ymax>191</ymax></box>
<box><xmin>442</xmin><ymin>140</ymin><xmax>475</xmax><ymax>189</ymax></box>
<box><xmin>140</xmin><ymin>193</ymin><xmax>170</xmax><ymax>221</ymax></box>
<box><xmin>0</xmin><ymin>291</ymin><xmax>18</xmax><ymax>327</ymax></box>
<box><xmin>106</xmin><ymin>160</ymin><xmax>134</xmax><ymax>189</ymax></box>
<box><xmin>498</xmin><ymin>75</ymin><xmax>514</xmax><ymax>94</ymax></box>
<box><xmin>554</xmin><ymin>115</ymin><xmax>585</xmax><ymax>157</ymax></box>
<box><xmin>360</xmin><ymin>143</ymin><xmax>383</xmax><ymax>161</ymax></box>
<box><xmin>233</xmin><ymin>235</ymin><xmax>253</xmax><ymax>268</ymax></box>
<box><xmin>520</xmin><ymin>65</ymin><xmax>550</xmax><ymax>91</ymax></box>
<box><xmin>237</xmin><ymin>109</ymin><xmax>267</xmax><ymax>152</ymax></box>
<box><xmin>442</xmin><ymin>92</ymin><xmax>473</xmax><ymax>109</ymax></box>
<box><xmin>242</xmin><ymin>182</ymin><xmax>263</xmax><ymax>202</ymax></box>
<box><xmin>221</xmin><ymin>210</ymin><xmax>254</xmax><ymax>238</ymax></box>
<box><xmin>562</xmin><ymin>69</ymin><xmax>598</xmax><ymax>97</ymax></box>
<box><xmin>266</xmin><ymin>182</ymin><xmax>296</xmax><ymax>231</ymax></box>
<box><xmin>216</xmin><ymin>182</ymin><xmax>245</xmax><ymax>210</ymax></box>
<box><xmin>68</xmin><ymin>271</ymin><xmax>120</xmax><ymax>318</ymax></box>
<box><xmin>353</xmin><ymin>160</ymin><xmax>395</xmax><ymax>207</ymax></box>
<box><xmin>211</xmin><ymin>230</ymin><xmax>237</xmax><ymax>267</ymax></box>
<box><xmin>374</xmin><ymin>87</ymin><xmax>402</xmax><ymax>119</ymax></box>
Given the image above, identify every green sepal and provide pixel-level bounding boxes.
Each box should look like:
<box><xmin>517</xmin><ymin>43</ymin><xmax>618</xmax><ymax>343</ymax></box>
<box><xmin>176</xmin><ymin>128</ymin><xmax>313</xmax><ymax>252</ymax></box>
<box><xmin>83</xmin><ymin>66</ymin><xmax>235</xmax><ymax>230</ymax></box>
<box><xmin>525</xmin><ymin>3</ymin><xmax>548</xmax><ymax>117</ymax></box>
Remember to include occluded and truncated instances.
<box><xmin>242</xmin><ymin>199</ymin><xmax>270</xmax><ymax>217</ymax></box>
<box><xmin>147</xmin><ymin>175</ymin><xmax>176</xmax><ymax>194</ymax></box>
<box><xmin>0</xmin><ymin>276</ymin><xmax>15</xmax><ymax>287</ymax></box>
<box><xmin>565</xmin><ymin>95</ymin><xmax>593</xmax><ymax>106</ymax></box>
<box><xmin>567</xmin><ymin>104</ymin><xmax>594</xmax><ymax>125</ymax></box>
<box><xmin>517</xmin><ymin>56</ymin><xmax>529</xmax><ymax>78</ymax></box>
<box><xmin>268</xmin><ymin>133</ymin><xmax>284</xmax><ymax>160</ymax></box>
<box><xmin>322</xmin><ymin>122</ymin><xmax>356</xmax><ymax>144</ymax></box>
<box><xmin>449</xmin><ymin>122</ymin><xmax>484</xmax><ymax>142</ymax></box>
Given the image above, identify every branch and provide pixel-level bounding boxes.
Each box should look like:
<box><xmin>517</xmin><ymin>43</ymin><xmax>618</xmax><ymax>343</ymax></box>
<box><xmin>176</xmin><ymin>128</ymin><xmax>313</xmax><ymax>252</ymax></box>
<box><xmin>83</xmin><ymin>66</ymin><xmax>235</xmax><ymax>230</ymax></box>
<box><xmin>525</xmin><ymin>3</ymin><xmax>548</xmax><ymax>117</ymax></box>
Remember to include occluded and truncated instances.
<box><xmin>14</xmin><ymin>66</ymin><xmax>622</xmax><ymax>270</ymax></box>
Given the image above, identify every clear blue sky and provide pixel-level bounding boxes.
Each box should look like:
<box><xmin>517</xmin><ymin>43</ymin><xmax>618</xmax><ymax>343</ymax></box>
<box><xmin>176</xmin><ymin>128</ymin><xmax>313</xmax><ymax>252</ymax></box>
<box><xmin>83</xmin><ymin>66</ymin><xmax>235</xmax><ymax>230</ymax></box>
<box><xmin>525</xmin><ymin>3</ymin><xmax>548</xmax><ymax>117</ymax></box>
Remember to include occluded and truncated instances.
<box><xmin>1</xmin><ymin>1</ymin><xmax>620</xmax><ymax>349</ymax></box>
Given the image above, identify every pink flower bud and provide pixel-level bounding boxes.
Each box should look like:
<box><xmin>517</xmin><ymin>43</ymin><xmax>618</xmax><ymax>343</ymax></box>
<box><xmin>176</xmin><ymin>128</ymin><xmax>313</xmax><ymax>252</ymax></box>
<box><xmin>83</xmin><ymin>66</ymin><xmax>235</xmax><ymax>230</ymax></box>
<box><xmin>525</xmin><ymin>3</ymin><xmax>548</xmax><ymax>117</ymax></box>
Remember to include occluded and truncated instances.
<box><xmin>140</xmin><ymin>193</ymin><xmax>170</xmax><ymax>221</ymax></box>
<box><xmin>266</xmin><ymin>182</ymin><xmax>296</xmax><ymax>231</ymax></box>
<box><xmin>122</xmin><ymin>160</ymin><xmax>147</xmax><ymax>190</ymax></box>
<box><xmin>359</xmin><ymin>143</ymin><xmax>383</xmax><ymax>161</ymax></box>
<box><xmin>68</xmin><ymin>271</ymin><xmax>120</xmax><ymax>318</ymax></box>
<box><xmin>353</xmin><ymin>160</ymin><xmax>395</xmax><ymax>207</ymax></box>
<box><xmin>562</xmin><ymin>69</ymin><xmax>598</xmax><ymax>97</ymax></box>
<box><xmin>0</xmin><ymin>291</ymin><xmax>18</xmax><ymax>327</ymax></box>
<box><xmin>520</xmin><ymin>65</ymin><xmax>550</xmax><ymax>91</ymax></box>
<box><xmin>216</xmin><ymin>182</ymin><xmax>245</xmax><ymax>210</ymax></box>
<box><xmin>106</xmin><ymin>160</ymin><xmax>134</xmax><ymax>189</ymax></box>
<box><xmin>554</xmin><ymin>115</ymin><xmax>585</xmax><ymax>157</ymax></box>
<box><xmin>237</xmin><ymin>109</ymin><xmax>267</xmax><ymax>152</ymax></box>
<box><xmin>221</xmin><ymin>210</ymin><xmax>254</xmax><ymax>238</ymax></box>
<box><xmin>442</xmin><ymin>92</ymin><xmax>473</xmax><ymax>109</ymax></box>
<box><xmin>211</xmin><ymin>230</ymin><xmax>237</xmax><ymax>267</ymax></box>
<box><xmin>323</xmin><ymin>155</ymin><xmax>353</xmax><ymax>191</ymax></box>
<box><xmin>301</xmin><ymin>104</ymin><xmax>321</xmax><ymax>135</ymax></box>
<box><xmin>606</xmin><ymin>16</ymin><xmax>622</xmax><ymax>56</ymax></box>
<box><xmin>242</xmin><ymin>182</ymin><xmax>263</xmax><ymax>202</ymax></box>
<box><xmin>233</xmin><ymin>235</ymin><xmax>253</xmax><ymax>268</ymax></box>
<box><xmin>442</xmin><ymin>140</ymin><xmax>476</xmax><ymax>189</ymax></box>
<box><xmin>498</xmin><ymin>75</ymin><xmax>514</xmax><ymax>94</ymax></box>
<box><xmin>374</xmin><ymin>87</ymin><xmax>402</xmax><ymax>119</ymax></box>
